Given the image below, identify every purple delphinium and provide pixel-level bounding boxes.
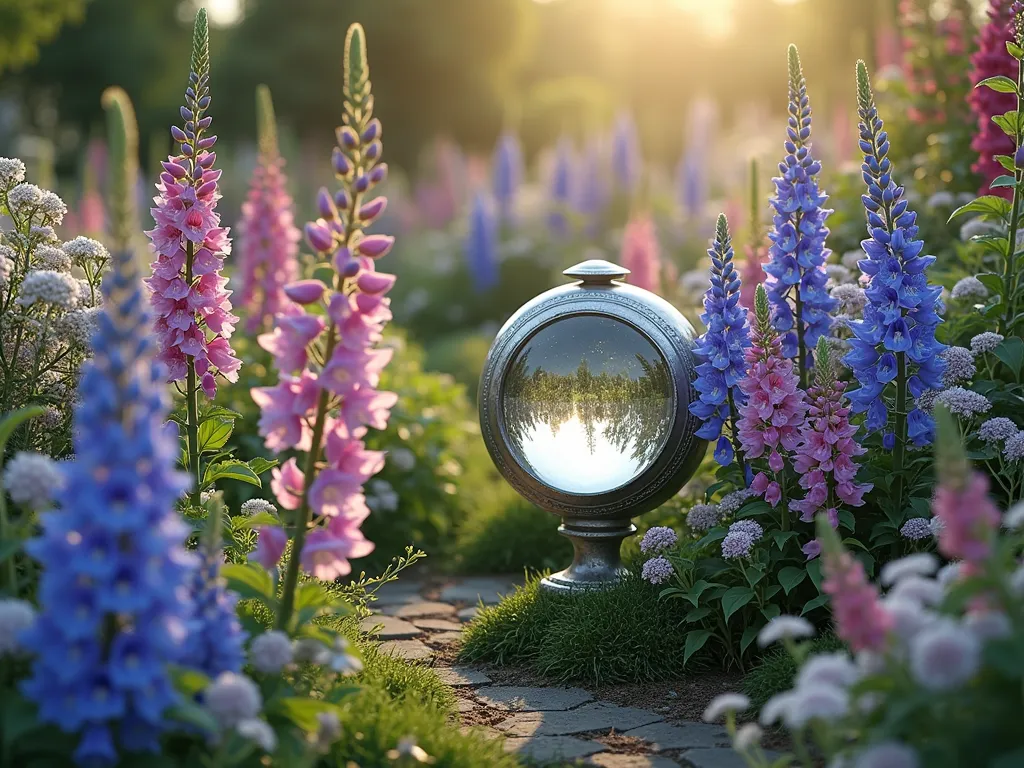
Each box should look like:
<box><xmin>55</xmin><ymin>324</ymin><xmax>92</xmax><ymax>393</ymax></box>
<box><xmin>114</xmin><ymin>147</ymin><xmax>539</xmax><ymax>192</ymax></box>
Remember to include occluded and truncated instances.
<box><xmin>491</xmin><ymin>131</ymin><xmax>522</xmax><ymax>224</ymax></box>
<box><xmin>465</xmin><ymin>192</ymin><xmax>499</xmax><ymax>293</ymax></box>
<box><xmin>844</xmin><ymin>61</ymin><xmax>946</xmax><ymax>449</ymax></box>
<box><xmin>763</xmin><ymin>45</ymin><xmax>837</xmax><ymax>385</ymax></box>
<box><xmin>676</xmin><ymin>147</ymin><xmax>705</xmax><ymax>221</ymax></box>
<box><xmin>611</xmin><ymin>111</ymin><xmax>641</xmax><ymax>195</ymax></box>
<box><xmin>574</xmin><ymin>139</ymin><xmax>609</xmax><ymax>235</ymax></box>
<box><xmin>689</xmin><ymin>214</ymin><xmax>751</xmax><ymax>470</ymax></box>
<box><xmin>547</xmin><ymin>137</ymin><xmax>574</xmax><ymax>238</ymax></box>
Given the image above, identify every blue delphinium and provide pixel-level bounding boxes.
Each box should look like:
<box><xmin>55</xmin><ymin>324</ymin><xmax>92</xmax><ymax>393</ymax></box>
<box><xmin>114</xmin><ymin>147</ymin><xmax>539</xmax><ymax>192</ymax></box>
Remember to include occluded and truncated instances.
<box><xmin>611</xmin><ymin>111</ymin><xmax>640</xmax><ymax>195</ymax></box>
<box><xmin>547</xmin><ymin>137</ymin><xmax>574</xmax><ymax>237</ymax></box>
<box><xmin>19</xmin><ymin>245</ymin><xmax>196</xmax><ymax>761</ymax></box>
<box><xmin>185</xmin><ymin>498</ymin><xmax>247</xmax><ymax>677</ymax></box>
<box><xmin>575</xmin><ymin>139</ymin><xmax>609</xmax><ymax>236</ymax></box>
<box><xmin>676</xmin><ymin>147</ymin><xmax>705</xmax><ymax>222</ymax></box>
<box><xmin>763</xmin><ymin>45</ymin><xmax>837</xmax><ymax>385</ymax></box>
<box><xmin>465</xmin><ymin>191</ymin><xmax>500</xmax><ymax>292</ymax></box>
<box><xmin>491</xmin><ymin>131</ymin><xmax>522</xmax><ymax>223</ymax></box>
<box><xmin>845</xmin><ymin>61</ymin><xmax>945</xmax><ymax>450</ymax></box>
<box><xmin>689</xmin><ymin>214</ymin><xmax>751</xmax><ymax>470</ymax></box>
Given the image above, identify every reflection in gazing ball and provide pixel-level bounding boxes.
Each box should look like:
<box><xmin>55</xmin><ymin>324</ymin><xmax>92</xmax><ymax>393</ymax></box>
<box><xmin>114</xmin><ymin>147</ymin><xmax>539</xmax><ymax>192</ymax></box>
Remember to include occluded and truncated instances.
<box><xmin>501</xmin><ymin>315</ymin><xmax>674</xmax><ymax>495</ymax></box>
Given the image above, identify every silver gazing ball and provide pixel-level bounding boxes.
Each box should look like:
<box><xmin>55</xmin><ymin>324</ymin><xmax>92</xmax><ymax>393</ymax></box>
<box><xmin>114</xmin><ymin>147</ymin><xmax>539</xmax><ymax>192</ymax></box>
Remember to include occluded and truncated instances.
<box><xmin>479</xmin><ymin>260</ymin><xmax>706</xmax><ymax>594</ymax></box>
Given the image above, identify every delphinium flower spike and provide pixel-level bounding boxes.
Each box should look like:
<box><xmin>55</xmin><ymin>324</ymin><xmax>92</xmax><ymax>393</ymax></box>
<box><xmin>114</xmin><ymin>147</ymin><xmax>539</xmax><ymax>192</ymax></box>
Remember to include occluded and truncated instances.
<box><xmin>740</xmin><ymin>158</ymin><xmax>768</xmax><ymax>314</ymax></box>
<box><xmin>145</xmin><ymin>9</ymin><xmax>241</xmax><ymax>505</ymax></box>
<box><xmin>736</xmin><ymin>283</ymin><xmax>808</xmax><ymax>510</ymax></box>
<box><xmin>547</xmin><ymin>137</ymin><xmax>574</xmax><ymax>238</ymax></box>
<box><xmin>763</xmin><ymin>45</ymin><xmax>837</xmax><ymax>386</ymax></box>
<box><xmin>20</xmin><ymin>87</ymin><xmax>197</xmax><ymax>766</ymax></box>
<box><xmin>689</xmin><ymin>214</ymin><xmax>751</xmax><ymax>472</ymax></box>
<box><xmin>238</xmin><ymin>85</ymin><xmax>301</xmax><ymax>334</ymax></box>
<box><xmin>491</xmin><ymin>130</ymin><xmax>522</xmax><ymax>224</ymax></box>
<box><xmin>790</xmin><ymin>337</ymin><xmax>872</xmax><ymax>532</ymax></box>
<box><xmin>252</xmin><ymin>23</ymin><xmax>393</xmax><ymax>630</ymax></box>
<box><xmin>465</xmin><ymin>191</ymin><xmax>499</xmax><ymax>293</ymax></box>
<box><xmin>845</xmin><ymin>61</ymin><xmax>946</xmax><ymax>460</ymax></box>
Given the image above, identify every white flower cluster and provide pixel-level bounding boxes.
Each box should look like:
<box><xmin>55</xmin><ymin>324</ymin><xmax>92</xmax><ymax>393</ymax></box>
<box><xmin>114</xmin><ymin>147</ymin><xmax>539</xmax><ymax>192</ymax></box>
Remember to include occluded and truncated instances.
<box><xmin>62</xmin><ymin>236</ymin><xmax>108</xmax><ymax>267</ymax></box>
<box><xmin>950</xmin><ymin>276</ymin><xmax>988</xmax><ymax>302</ymax></box>
<box><xmin>7</xmin><ymin>183</ymin><xmax>66</xmax><ymax>224</ymax></box>
<box><xmin>830</xmin><ymin>284</ymin><xmax>868</xmax><ymax>314</ymax></box>
<box><xmin>0</xmin><ymin>249</ymin><xmax>11</xmax><ymax>289</ymax></box>
<box><xmin>970</xmin><ymin>332</ymin><xmax>1004</xmax><ymax>355</ymax></box>
<box><xmin>959</xmin><ymin>217</ymin><xmax>1002</xmax><ymax>242</ymax></box>
<box><xmin>58</xmin><ymin>307</ymin><xmax>101</xmax><ymax>347</ymax></box>
<box><xmin>840</xmin><ymin>250</ymin><xmax>864</xmax><ymax>270</ymax></box>
<box><xmin>366</xmin><ymin>479</ymin><xmax>399</xmax><ymax>512</ymax></box>
<box><xmin>933</xmin><ymin>386</ymin><xmax>991</xmax><ymax>418</ymax></box>
<box><xmin>926</xmin><ymin>190</ymin><xmax>955</xmax><ymax>208</ymax></box>
<box><xmin>15</xmin><ymin>270</ymin><xmax>79</xmax><ymax>309</ymax></box>
<box><xmin>3</xmin><ymin>451</ymin><xmax>63</xmax><ymax>509</ymax></box>
<box><xmin>0</xmin><ymin>157</ymin><xmax>26</xmax><ymax>186</ymax></box>
<box><xmin>939</xmin><ymin>346</ymin><xmax>975</xmax><ymax>387</ymax></box>
<box><xmin>825</xmin><ymin>264</ymin><xmax>853</xmax><ymax>286</ymax></box>
<box><xmin>204</xmin><ymin>672</ymin><xmax>276</xmax><ymax>752</ymax></box>
<box><xmin>240</xmin><ymin>498</ymin><xmax>278</xmax><ymax>516</ymax></box>
<box><xmin>32</xmin><ymin>245</ymin><xmax>70</xmax><ymax>273</ymax></box>
<box><xmin>389</xmin><ymin>447</ymin><xmax>416</xmax><ymax>472</ymax></box>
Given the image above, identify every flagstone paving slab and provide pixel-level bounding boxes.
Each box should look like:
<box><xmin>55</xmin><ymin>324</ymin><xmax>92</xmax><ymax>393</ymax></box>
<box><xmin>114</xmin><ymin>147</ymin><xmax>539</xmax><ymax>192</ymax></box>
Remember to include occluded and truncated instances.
<box><xmin>623</xmin><ymin>722</ymin><xmax>730</xmax><ymax>751</ymax></box>
<box><xmin>384</xmin><ymin>600</ymin><xmax>459</xmax><ymax>618</ymax></box>
<box><xmin>439</xmin><ymin>577</ymin><xmax>519</xmax><ymax>605</ymax></box>
<box><xmin>412</xmin><ymin>618</ymin><xmax>464</xmax><ymax>632</ymax></box>
<box><xmin>456</xmin><ymin>606</ymin><xmax>479</xmax><ymax>622</ymax></box>
<box><xmin>474</xmin><ymin>685</ymin><xmax>594</xmax><ymax>712</ymax></box>
<box><xmin>379</xmin><ymin>639</ymin><xmax>432</xmax><ymax>661</ymax></box>
<box><xmin>679</xmin><ymin>748</ymin><xmax>770</xmax><ymax>768</ymax></box>
<box><xmin>501</xmin><ymin>735</ymin><xmax>607</xmax><ymax>762</ymax></box>
<box><xmin>434</xmin><ymin>666</ymin><xmax>492</xmax><ymax>687</ymax></box>
<box><xmin>366</xmin><ymin>580</ymin><xmax>424</xmax><ymax>607</ymax></box>
<box><xmin>358</xmin><ymin>615</ymin><xmax>422</xmax><ymax>640</ymax></box>
<box><xmin>427</xmin><ymin>631</ymin><xmax>463</xmax><ymax>645</ymax></box>
<box><xmin>496</xmin><ymin>702</ymin><xmax>664</xmax><ymax>737</ymax></box>
<box><xmin>587</xmin><ymin>754</ymin><xmax>682</xmax><ymax>768</ymax></box>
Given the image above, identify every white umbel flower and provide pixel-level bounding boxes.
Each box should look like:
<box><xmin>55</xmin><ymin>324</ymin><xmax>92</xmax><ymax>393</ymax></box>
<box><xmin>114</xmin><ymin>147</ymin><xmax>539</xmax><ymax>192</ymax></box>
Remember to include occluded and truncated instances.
<box><xmin>880</xmin><ymin>553</ymin><xmax>938</xmax><ymax>586</ymax></box>
<box><xmin>204</xmin><ymin>672</ymin><xmax>263</xmax><ymax>728</ymax></box>
<box><xmin>909</xmin><ymin>619</ymin><xmax>981</xmax><ymax>691</ymax></box>
<box><xmin>757</xmin><ymin>615</ymin><xmax>815</xmax><ymax>647</ymax></box>
<box><xmin>16</xmin><ymin>270</ymin><xmax>79</xmax><ymax>309</ymax></box>
<box><xmin>249</xmin><ymin>630</ymin><xmax>294</xmax><ymax>673</ymax></box>
<box><xmin>702</xmin><ymin>693</ymin><xmax>750</xmax><ymax>722</ymax></box>
<box><xmin>0</xmin><ymin>157</ymin><xmax>26</xmax><ymax>186</ymax></box>
<box><xmin>3</xmin><ymin>451</ymin><xmax>63</xmax><ymax>509</ymax></box>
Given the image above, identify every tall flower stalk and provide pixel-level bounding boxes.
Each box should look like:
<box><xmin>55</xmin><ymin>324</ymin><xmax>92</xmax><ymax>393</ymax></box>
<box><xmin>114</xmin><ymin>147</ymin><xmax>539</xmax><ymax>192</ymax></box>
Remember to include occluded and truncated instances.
<box><xmin>737</xmin><ymin>284</ymin><xmax>808</xmax><ymax>519</ymax></box>
<box><xmin>845</xmin><ymin>60</ymin><xmax>946</xmax><ymax>506</ymax></box>
<box><xmin>145</xmin><ymin>9</ymin><xmax>240</xmax><ymax>505</ymax></box>
<box><xmin>690</xmin><ymin>214</ymin><xmax>750</xmax><ymax>474</ymax></box>
<box><xmin>239</xmin><ymin>85</ymin><xmax>301</xmax><ymax>334</ymax></box>
<box><xmin>253</xmin><ymin>24</ymin><xmax>395</xmax><ymax>631</ymax></box>
<box><xmin>20</xmin><ymin>87</ymin><xmax>197</xmax><ymax>766</ymax></box>
<box><xmin>763</xmin><ymin>45</ymin><xmax>836</xmax><ymax>388</ymax></box>
<box><xmin>740</xmin><ymin>158</ymin><xmax>767</xmax><ymax>314</ymax></box>
<box><xmin>969</xmin><ymin>0</ymin><xmax>1017</xmax><ymax>197</ymax></box>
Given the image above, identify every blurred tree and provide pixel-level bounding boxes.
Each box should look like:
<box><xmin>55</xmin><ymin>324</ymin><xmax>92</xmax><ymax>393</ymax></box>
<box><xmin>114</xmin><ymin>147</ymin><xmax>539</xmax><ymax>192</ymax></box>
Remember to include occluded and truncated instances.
<box><xmin>17</xmin><ymin>0</ymin><xmax>191</xmax><ymax>168</ymax></box>
<box><xmin>217</xmin><ymin>0</ymin><xmax>534</xmax><ymax>171</ymax></box>
<box><xmin>0</xmin><ymin>0</ymin><xmax>86</xmax><ymax>73</ymax></box>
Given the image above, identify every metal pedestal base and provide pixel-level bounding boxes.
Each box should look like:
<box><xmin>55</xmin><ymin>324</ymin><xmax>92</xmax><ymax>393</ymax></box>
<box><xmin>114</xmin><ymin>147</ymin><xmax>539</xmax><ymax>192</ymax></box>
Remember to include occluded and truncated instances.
<box><xmin>540</xmin><ymin>518</ymin><xmax>636</xmax><ymax>594</ymax></box>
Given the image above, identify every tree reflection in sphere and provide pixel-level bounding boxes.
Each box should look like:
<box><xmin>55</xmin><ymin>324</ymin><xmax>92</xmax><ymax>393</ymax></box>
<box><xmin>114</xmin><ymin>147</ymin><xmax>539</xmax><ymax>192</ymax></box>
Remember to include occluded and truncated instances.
<box><xmin>501</xmin><ymin>315</ymin><xmax>675</xmax><ymax>495</ymax></box>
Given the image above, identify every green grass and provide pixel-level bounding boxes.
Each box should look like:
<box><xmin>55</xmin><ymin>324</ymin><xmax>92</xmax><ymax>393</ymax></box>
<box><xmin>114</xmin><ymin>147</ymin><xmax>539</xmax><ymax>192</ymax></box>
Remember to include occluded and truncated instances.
<box><xmin>453</xmin><ymin>492</ymin><xmax>572</xmax><ymax>575</ymax></box>
<box><xmin>459</xmin><ymin>573</ymin><xmax>693</xmax><ymax>686</ymax></box>
<box><xmin>741</xmin><ymin>633</ymin><xmax>846</xmax><ymax>709</ymax></box>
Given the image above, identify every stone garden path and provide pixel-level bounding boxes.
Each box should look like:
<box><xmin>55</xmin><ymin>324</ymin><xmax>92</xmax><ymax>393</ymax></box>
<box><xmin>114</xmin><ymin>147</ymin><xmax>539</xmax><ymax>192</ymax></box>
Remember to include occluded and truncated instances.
<box><xmin>360</xmin><ymin>575</ymin><xmax>767</xmax><ymax>768</ymax></box>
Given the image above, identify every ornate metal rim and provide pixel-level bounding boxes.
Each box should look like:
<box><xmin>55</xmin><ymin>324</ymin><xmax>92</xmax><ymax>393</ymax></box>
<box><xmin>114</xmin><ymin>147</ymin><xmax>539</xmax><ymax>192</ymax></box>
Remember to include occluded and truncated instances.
<box><xmin>479</xmin><ymin>280</ymin><xmax>705</xmax><ymax>518</ymax></box>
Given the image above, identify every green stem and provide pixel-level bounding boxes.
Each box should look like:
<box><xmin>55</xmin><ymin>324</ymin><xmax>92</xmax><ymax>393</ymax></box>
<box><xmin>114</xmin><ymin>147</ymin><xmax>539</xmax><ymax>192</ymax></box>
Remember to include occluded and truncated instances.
<box><xmin>185</xmin><ymin>239</ymin><xmax>201</xmax><ymax>508</ymax></box>
<box><xmin>1004</xmin><ymin>54</ymin><xmax>1024</xmax><ymax>336</ymax></box>
<box><xmin>0</xmin><ymin>490</ymin><xmax>15</xmax><ymax>593</ymax></box>
<box><xmin>892</xmin><ymin>352</ymin><xmax>907</xmax><ymax>542</ymax></box>
<box><xmin>726</xmin><ymin>388</ymin><xmax>747</xmax><ymax>480</ymax></box>
<box><xmin>795</xmin><ymin>286</ymin><xmax>807</xmax><ymax>390</ymax></box>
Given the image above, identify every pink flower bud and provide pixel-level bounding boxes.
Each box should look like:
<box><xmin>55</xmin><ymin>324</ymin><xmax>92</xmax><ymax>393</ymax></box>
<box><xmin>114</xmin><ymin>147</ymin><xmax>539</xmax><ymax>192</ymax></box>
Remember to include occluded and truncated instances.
<box><xmin>362</xmin><ymin>119</ymin><xmax>381</xmax><ymax>142</ymax></box>
<box><xmin>337</xmin><ymin>126</ymin><xmax>358</xmax><ymax>149</ymax></box>
<box><xmin>356</xmin><ymin>235</ymin><xmax>394</xmax><ymax>259</ymax></box>
<box><xmin>332</xmin><ymin>147</ymin><xmax>353</xmax><ymax>177</ymax></box>
<box><xmin>198</xmin><ymin>152</ymin><xmax>216</xmax><ymax>169</ymax></box>
<box><xmin>368</xmin><ymin>163</ymin><xmax>388</xmax><ymax>185</ymax></box>
<box><xmin>305</xmin><ymin>222</ymin><xmax>334</xmax><ymax>253</ymax></box>
<box><xmin>357</xmin><ymin>271</ymin><xmax>396</xmax><ymax>295</ymax></box>
<box><xmin>201</xmin><ymin>372</ymin><xmax>217</xmax><ymax>398</ymax></box>
<box><xmin>317</xmin><ymin>187</ymin><xmax>338</xmax><ymax>220</ymax></box>
<box><xmin>284</xmin><ymin>279</ymin><xmax>327</xmax><ymax>305</ymax></box>
<box><xmin>171</xmin><ymin>125</ymin><xmax>187</xmax><ymax>142</ymax></box>
<box><xmin>197</xmin><ymin>180</ymin><xmax>217</xmax><ymax>198</ymax></box>
<box><xmin>358</xmin><ymin>197</ymin><xmax>387</xmax><ymax>221</ymax></box>
<box><xmin>161</xmin><ymin>161</ymin><xmax>188</xmax><ymax>179</ymax></box>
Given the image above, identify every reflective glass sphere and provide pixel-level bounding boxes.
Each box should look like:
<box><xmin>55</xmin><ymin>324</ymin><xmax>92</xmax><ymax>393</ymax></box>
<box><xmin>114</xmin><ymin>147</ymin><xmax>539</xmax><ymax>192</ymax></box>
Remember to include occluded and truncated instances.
<box><xmin>501</xmin><ymin>314</ymin><xmax>674</xmax><ymax>495</ymax></box>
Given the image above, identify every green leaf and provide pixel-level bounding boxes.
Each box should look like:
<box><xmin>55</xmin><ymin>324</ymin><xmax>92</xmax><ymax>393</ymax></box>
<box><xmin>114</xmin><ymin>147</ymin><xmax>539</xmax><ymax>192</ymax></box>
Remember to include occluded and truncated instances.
<box><xmin>247</xmin><ymin>456</ymin><xmax>279</xmax><ymax>476</ymax></box>
<box><xmin>842</xmin><ymin>537</ymin><xmax>869</xmax><ymax>552</ymax></box>
<box><xmin>994</xmin><ymin>337</ymin><xmax>1024</xmax><ymax>377</ymax></box>
<box><xmin>166</xmin><ymin>701</ymin><xmax>219</xmax><ymax>734</ymax></box>
<box><xmin>761</xmin><ymin>603</ymin><xmax>781</xmax><ymax>621</ymax></box>
<box><xmin>168</xmin><ymin>665</ymin><xmax>211</xmax><ymax>697</ymax></box>
<box><xmin>197</xmin><ymin>417</ymin><xmax>233</xmax><ymax>454</ymax></box>
<box><xmin>778</xmin><ymin>566</ymin><xmax>807</xmax><ymax>596</ymax></box>
<box><xmin>200</xmin><ymin>405</ymin><xmax>242</xmax><ymax>423</ymax></box>
<box><xmin>1</xmin><ymin>693</ymin><xmax>43</xmax><ymax>749</ymax></box>
<box><xmin>720</xmin><ymin>586</ymin><xmax>755</xmax><ymax>623</ymax></box>
<box><xmin>740</xmin><ymin>624</ymin><xmax>760</xmax><ymax>654</ymax></box>
<box><xmin>801</xmin><ymin>594</ymin><xmax>830</xmax><ymax>615</ymax></box>
<box><xmin>1008</xmin><ymin>41</ymin><xmax>1024</xmax><ymax>60</ymax></box>
<box><xmin>0</xmin><ymin>406</ymin><xmax>45</xmax><ymax>456</ymax></box>
<box><xmin>273</xmin><ymin>698</ymin><xmax>341</xmax><ymax>732</ymax></box>
<box><xmin>998</xmin><ymin>153</ymin><xmax>1018</xmax><ymax>172</ymax></box>
<box><xmin>769</xmin><ymin>530</ymin><xmax>798</xmax><ymax>550</ymax></box>
<box><xmin>0</xmin><ymin>538</ymin><xmax>21</xmax><ymax>564</ymax></box>
<box><xmin>984</xmin><ymin>636</ymin><xmax>1024</xmax><ymax>676</ymax></box>
<box><xmin>684</xmin><ymin>606</ymin><xmax>712</xmax><ymax>623</ymax></box>
<box><xmin>684</xmin><ymin>579</ymin><xmax>711</xmax><ymax>607</ymax></box>
<box><xmin>204</xmin><ymin>460</ymin><xmax>261</xmax><ymax>489</ymax></box>
<box><xmin>223</xmin><ymin>562</ymin><xmax>275</xmax><ymax>604</ymax></box>
<box><xmin>991</xmin><ymin>174</ymin><xmax>1019</xmax><ymax>189</ymax></box>
<box><xmin>324</xmin><ymin>684</ymin><xmax>361</xmax><ymax>704</ymax></box>
<box><xmin>806</xmin><ymin>558</ymin><xmax>823</xmax><ymax>592</ymax></box>
<box><xmin>948</xmin><ymin>195</ymin><xmax>1013</xmax><ymax>222</ymax></box>
<box><xmin>979</xmin><ymin>75</ymin><xmax>1019</xmax><ymax>93</ymax></box>
<box><xmin>837</xmin><ymin>509</ymin><xmax>856</xmax><ymax>532</ymax></box>
<box><xmin>991</xmin><ymin>748</ymin><xmax>1024</xmax><ymax>768</ymax></box>
<box><xmin>692</xmin><ymin>529</ymin><xmax>727</xmax><ymax>550</ymax></box>
<box><xmin>683</xmin><ymin>629</ymin><xmax>713</xmax><ymax>665</ymax></box>
<box><xmin>977</xmin><ymin>272</ymin><xmax>1005</xmax><ymax>296</ymax></box>
<box><xmin>232</xmin><ymin>511</ymin><xmax>281</xmax><ymax>531</ymax></box>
